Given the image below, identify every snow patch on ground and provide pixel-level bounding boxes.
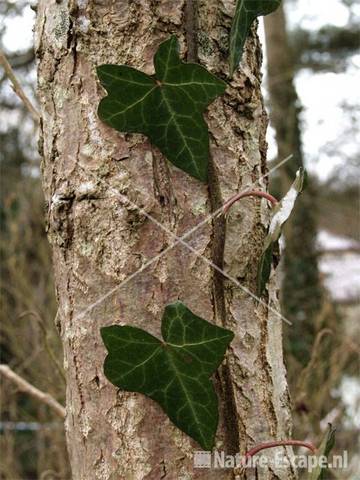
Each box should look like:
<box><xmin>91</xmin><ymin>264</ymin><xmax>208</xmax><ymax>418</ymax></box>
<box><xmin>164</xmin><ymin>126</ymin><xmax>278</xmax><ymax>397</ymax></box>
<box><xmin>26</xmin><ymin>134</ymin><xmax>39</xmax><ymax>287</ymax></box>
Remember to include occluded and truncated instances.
<box><xmin>317</xmin><ymin>230</ymin><xmax>360</xmax><ymax>251</ymax></box>
<box><xmin>318</xmin><ymin>230</ymin><xmax>360</xmax><ymax>302</ymax></box>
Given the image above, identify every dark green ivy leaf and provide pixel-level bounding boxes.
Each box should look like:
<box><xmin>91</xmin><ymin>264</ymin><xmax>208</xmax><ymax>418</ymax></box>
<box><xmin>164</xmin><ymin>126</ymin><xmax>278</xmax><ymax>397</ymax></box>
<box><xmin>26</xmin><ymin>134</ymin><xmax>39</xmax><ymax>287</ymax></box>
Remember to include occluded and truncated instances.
<box><xmin>97</xmin><ymin>36</ymin><xmax>226</xmax><ymax>182</ymax></box>
<box><xmin>230</xmin><ymin>0</ymin><xmax>282</xmax><ymax>76</ymax></box>
<box><xmin>257</xmin><ymin>168</ymin><xmax>305</xmax><ymax>296</ymax></box>
<box><xmin>101</xmin><ymin>301</ymin><xmax>234</xmax><ymax>449</ymax></box>
<box><xmin>310</xmin><ymin>424</ymin><xmax>336</xmax><ymax>480</ymax></box>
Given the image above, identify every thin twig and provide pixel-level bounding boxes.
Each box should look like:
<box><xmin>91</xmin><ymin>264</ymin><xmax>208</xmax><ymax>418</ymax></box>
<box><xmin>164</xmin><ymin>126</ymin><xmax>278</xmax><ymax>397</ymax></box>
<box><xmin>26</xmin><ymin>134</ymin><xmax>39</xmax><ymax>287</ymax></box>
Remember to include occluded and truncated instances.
<box><xmin>0</xmin><ymin>49</ymin><xmax>40</xmax><ymax>122</ymax></box>
<box><xmin>0</xmin><ymin>364</ymin><xmax>65</xmax><ymax>418</ymax></box>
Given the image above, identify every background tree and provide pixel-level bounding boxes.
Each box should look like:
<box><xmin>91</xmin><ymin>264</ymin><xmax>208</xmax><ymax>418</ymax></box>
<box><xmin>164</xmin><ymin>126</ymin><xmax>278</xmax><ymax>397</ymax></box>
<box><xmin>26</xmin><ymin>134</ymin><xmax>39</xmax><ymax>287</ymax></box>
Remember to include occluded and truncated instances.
<box><xmin>264</xmin><ymin>4</ymin><xmax>323</xmax><ymax>364</ymax></box>
<box><xmin>264</xmin><ymin>1</ymin><xmax>360</xmax><ymax>470</ymax></box>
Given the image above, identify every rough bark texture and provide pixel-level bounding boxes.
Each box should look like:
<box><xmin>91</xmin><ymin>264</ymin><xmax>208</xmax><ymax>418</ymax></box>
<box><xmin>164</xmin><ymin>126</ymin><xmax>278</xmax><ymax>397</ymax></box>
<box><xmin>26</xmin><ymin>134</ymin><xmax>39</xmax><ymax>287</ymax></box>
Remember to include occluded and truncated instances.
<box><xmin>36</xmin><ymin>1</ymin><xmax>295</xmax><ymax>479</ymax></box>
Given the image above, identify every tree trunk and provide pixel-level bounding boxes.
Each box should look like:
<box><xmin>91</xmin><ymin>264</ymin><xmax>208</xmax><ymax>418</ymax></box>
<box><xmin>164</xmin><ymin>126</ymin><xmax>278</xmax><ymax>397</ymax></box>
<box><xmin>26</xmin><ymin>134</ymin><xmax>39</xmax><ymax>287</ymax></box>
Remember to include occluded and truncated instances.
<box><xmin>36</xmin><ymin>1</ymin><xmax>295</xmax><ymax>479</ymax></box>
<box><xmin>264</xmin><ymin>7</ymin><xmax>322</xmax><ymax>368</ymax></box>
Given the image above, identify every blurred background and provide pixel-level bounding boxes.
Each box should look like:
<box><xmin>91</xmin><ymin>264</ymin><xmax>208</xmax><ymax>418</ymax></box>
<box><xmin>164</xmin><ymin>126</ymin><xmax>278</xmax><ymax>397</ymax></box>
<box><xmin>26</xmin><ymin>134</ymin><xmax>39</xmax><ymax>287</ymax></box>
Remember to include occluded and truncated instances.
<box><xmin>0</xmin><ymin>0</ymin><xmax>359</xmax><ymax>478</ymax></box>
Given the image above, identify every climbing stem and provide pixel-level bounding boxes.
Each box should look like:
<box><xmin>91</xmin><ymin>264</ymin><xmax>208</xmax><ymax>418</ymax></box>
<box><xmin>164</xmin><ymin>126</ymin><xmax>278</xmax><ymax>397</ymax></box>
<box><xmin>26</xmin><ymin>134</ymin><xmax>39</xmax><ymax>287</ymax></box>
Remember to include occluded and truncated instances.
<box><xmin>243</xmin><ymin>439</ymin><xmax>316</xmax><ymax>462</ymax></box>
<box><xmin>222</xmin><ymin>189</ymin><xmax>278</xmax><ymax>215</ymax></box>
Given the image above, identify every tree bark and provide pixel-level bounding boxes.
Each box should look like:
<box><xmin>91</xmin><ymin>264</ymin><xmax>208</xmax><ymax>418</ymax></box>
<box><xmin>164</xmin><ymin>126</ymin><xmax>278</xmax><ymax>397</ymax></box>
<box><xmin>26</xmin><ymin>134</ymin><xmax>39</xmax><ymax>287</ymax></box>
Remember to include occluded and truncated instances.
<box><xmin>36</xmin><ymin>1</ymin><xmax>295</xmax><ymax>479</ymax></box>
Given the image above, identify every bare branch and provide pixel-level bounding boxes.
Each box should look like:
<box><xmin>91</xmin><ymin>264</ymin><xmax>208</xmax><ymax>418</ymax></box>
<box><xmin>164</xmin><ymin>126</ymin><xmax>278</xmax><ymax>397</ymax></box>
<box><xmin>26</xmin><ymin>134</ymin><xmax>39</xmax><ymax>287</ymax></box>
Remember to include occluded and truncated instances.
<box><xmin>0</xmin><ymin>364</ymin><xmax>65</xmax><ymax>418</ymax></box>
<box><xmin>0</xmin><ymin>49</ymin><xmax>40</xmax><ymax>122</ymax></box>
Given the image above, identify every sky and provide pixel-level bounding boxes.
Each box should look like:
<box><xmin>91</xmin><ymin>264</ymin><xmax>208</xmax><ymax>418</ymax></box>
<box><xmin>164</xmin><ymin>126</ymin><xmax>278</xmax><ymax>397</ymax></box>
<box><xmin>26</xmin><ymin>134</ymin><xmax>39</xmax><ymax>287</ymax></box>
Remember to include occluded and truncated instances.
<box><xmin>2</xmin><ymin>0</ymin><xmax>360</xmax><ymax>182</ymax></box>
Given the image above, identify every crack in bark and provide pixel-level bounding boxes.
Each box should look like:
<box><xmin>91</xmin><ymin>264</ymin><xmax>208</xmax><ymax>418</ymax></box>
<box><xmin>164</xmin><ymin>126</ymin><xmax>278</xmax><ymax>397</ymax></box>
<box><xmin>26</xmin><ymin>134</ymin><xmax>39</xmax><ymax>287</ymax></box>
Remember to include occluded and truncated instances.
<box><xmin>184</xmin><ymin>0</ymin><xmax>240</xmax><ymax>460</ymax></box>
<box><xmin>152</xmin><ymin>148</ymin><xmax>177</xmax><ymax>226</ymax></box>
<box><xmin>184</xmin><ymin>0</ymin><xmax>198</xmax><ymax>62</ymax></box>
<box><xmin>159</xmin><ymin>459</ymin><xmax>167</xmax><ymax>479</ymax></box>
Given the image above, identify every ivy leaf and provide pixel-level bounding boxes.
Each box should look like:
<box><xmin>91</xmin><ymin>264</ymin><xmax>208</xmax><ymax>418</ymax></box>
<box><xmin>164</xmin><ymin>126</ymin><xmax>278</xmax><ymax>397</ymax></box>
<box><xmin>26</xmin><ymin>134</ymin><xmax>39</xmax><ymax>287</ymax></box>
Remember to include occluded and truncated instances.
<box><xmin>97</xmin><ymin>36</ymin><xmax>226</xmax><ymax>182</ymax></box>
<box><xmin>309</xmin><ymin>424</ymin><xmax>336</xmax><ymax>480</ymax></box>
<box><xmin>257</xmin><ymin>168</ymin><xmax>305</xmax><ymax>295</ymax></box>
<box><xmin>101</xmin><ymin>301</ymin><xmax>234</xmax><ymax>449</ymax></box>
<box><xmin>229</xmin><ymin>0</ymin><xmax>282</xmax><ymax>76</ymax></box>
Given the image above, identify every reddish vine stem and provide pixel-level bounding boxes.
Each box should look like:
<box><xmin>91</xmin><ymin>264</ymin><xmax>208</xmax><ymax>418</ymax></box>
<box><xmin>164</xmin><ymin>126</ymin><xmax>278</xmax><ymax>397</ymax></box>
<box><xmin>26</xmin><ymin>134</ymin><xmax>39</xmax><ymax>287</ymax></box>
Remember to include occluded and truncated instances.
<box><xmin>243</xmin><ymin>440</ymin><xmax>317</xmax><ymax>463</ymax></box>
<box><xmin>222</xmin><ymin>190</ymin><xmax>278</xmax><ymax>215</ymax></box>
